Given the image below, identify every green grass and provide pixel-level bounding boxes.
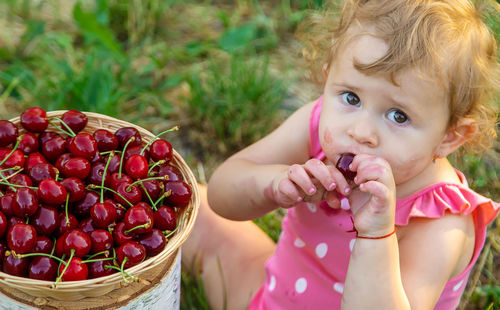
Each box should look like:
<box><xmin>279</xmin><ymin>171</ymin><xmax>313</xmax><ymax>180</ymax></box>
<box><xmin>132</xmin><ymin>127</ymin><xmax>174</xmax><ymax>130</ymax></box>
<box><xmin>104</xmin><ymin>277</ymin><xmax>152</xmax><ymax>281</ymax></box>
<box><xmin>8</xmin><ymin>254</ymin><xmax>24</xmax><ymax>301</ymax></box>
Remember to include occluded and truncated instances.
<box><xmin>0</xmin><ymin>1</ymin><xmax>498</xmax><ymax>309</ymax></box>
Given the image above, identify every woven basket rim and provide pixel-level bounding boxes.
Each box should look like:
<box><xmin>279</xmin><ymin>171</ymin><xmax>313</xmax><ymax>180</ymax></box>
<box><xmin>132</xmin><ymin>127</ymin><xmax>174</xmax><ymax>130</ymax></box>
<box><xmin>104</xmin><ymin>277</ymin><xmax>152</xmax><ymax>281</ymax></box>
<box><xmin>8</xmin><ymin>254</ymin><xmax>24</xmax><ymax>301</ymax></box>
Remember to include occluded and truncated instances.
<box><xmin>0</xmin><ymin>110</ymin><xmax>200</xmax><ymax>295</ymax></box>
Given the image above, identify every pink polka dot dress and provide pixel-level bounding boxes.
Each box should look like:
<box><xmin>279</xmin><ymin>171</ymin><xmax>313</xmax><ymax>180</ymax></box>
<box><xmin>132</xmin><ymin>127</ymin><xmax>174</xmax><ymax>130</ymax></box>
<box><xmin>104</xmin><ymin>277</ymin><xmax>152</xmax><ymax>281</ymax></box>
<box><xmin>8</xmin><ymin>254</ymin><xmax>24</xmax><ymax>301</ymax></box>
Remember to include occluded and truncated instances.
<box><xmin>248</xmin><ymin>97</ymin><xmax>499</xmax><ymax>310</ymax></box>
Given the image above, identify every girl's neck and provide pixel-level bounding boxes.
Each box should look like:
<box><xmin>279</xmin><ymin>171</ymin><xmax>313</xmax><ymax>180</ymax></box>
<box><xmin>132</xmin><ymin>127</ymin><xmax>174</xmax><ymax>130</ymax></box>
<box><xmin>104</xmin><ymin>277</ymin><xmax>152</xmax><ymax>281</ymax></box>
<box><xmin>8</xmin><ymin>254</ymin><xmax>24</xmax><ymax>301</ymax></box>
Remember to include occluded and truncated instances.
<box><xmin>395</xmin><ymin>158</ymin><xmax>461</xmax><ymax>199</ymax></box>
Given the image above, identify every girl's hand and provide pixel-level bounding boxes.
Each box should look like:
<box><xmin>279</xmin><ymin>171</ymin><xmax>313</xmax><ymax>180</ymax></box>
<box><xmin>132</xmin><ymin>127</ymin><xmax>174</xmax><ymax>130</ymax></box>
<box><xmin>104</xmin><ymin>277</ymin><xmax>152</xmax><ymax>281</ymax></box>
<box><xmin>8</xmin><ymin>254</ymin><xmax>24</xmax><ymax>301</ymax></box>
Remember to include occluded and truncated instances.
<box><xmin>348</xmin><ymin>154</ymin><xmax>396</xmax><ymax>237</ymax></box>
<box><xmin>271</xmin><ymin>158</ymin><xmax>349</xmax><ymax>208</ymax></box>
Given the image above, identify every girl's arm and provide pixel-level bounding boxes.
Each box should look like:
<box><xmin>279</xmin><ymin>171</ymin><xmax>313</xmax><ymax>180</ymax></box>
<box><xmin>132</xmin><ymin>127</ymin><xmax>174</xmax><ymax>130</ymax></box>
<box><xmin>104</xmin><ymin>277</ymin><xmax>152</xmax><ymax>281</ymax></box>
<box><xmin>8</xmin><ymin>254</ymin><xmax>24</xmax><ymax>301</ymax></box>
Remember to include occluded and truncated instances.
<box><xmin>207</xmin><ymin>102</ymin><xmax>314</xmax><ymax>220</ymax></box>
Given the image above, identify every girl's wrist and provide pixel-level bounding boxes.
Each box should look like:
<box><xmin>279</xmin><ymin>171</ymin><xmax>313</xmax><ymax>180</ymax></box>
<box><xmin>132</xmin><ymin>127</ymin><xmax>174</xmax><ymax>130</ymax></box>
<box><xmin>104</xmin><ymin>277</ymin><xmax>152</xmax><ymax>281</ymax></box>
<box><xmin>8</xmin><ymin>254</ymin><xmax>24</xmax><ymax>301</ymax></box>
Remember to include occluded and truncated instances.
<box><xmin>356</xmin><ymin>227</ymin><xmax>396</xmax><ymax>239</ymax></box>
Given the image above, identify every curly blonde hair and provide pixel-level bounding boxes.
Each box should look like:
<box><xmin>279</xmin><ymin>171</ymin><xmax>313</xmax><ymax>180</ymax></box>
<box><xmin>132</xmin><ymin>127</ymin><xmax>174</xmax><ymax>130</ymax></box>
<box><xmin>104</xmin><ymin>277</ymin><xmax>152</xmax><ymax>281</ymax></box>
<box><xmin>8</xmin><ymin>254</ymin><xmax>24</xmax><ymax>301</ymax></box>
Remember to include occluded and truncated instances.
<box><xmin>297</xmin><ymin>0</ymin><xmax>500</xmax><ymax>153</ymax></box>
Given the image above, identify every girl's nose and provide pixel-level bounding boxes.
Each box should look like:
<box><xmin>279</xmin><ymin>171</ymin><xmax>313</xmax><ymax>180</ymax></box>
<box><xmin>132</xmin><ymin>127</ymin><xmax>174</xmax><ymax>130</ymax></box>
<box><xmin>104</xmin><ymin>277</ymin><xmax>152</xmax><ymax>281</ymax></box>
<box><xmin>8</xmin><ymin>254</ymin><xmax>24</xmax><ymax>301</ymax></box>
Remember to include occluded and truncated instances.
<box><xmin>347</xmin><ymin>115</ymin><xmax>379</xmax><ymax>147</ymax></box>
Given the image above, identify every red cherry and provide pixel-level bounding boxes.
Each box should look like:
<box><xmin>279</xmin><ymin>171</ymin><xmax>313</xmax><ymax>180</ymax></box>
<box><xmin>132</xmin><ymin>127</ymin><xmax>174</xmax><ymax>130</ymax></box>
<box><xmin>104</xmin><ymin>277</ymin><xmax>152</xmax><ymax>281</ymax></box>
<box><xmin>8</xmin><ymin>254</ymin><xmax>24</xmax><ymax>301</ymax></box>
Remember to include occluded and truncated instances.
<box><xmin>149</xmin><ymin>139</ymin><xmax>172</xmax><ymax>162</ymax></box>
<box><xmin>138</xmin><ymin>229</ymin><xmax>166</xmax><ymax>256</ymax></box>
<box><xmin>30</xmin><ymin>205</ymin><xmax>59</xmax><ymax>236</ymax></box>
<box><xmin>115</xmin><ymin>127</ymin><xmax>142</xmax><ymax>149</ymax></box>
<box><xmin>336</xmin><ymin>152</ymin><xmax>357</xmax><ymax>181</ymax></box>
<box><xmin>20</xmin><ymin>107</ymin><xmax>48</xmax><ymax>133</ymax></box>
<box><xmin>115</xmin><ymin>182</ymin><xmax>142</xmax><ymax>206</ymax></box>
<box><xmin>123</xmin><ymin>145</ymin><xmax>149</xmax><ymax>163</ymax></box>
<box><xmin>62</xmin><ymin>157</ymin><xmax>91</xmax><ymax>180</ymax></box>
<box><xmin>18</xmin><ymin>132</ymin><xmax>39</xmax><ymax>154</ymax></box>
<box><xmin>61</xmin><ymin>110</ymin><xmax>88</xmax><ymax>133</ymax></box>
<box><xmin>7</xmin><ymin>223</ymin><xmax>37</xmax><ymax>254</ymax></box>
<box><xmin>42</xmin><ymin>135</ymin><xmax>68</xmax><ymax>163</ymax></box>
<box><xmin>93</xmin><ymin>129</ymin><xmax>118</xmax><ymax>152</ymax></box>
<box><xmin>0</xmin><ymin>120</ymin><xmax>18</xmax><ymax>147</ymax></box>
<box><xmin>87</xmin><ymin>162</ymin><xmax>111</xmax><ymax>187</ymax></box>
<box><xmin>68</xmin><ymin>133</ymin><xmax>98</xmax><ymax>160</ymax></box>
<box><xmin>88</xmin><ymin>256</ymin><xmax>115</xmax><ymax>279</ymax></box>
<box><xmin>7</xmin><ymin>217</ymin><xmax>24</xmax><ymax>231</ymax></box>
<box><xmin>60</xmin><ymin>177</ymin><xmax>86</xmax><ymax>202</ymax></box>
<box><xmin>0</xmin><ymin>193</ymin><xmax>15</xmax><ymax>216</ymax></box>
<box><xmin>38</xmin><ymin>179</ymin><xmax>67</xmax><ymax>205</ymax></box>
<box><xmin>33</xmin><ymin>235</ymin><xmax>54</xmax><ymax>254</ymax></box>
<box><xmin>164</xmin><ymin>181</ymin><xmax>192</xmax><ymax>208</ymax></box>
<box><xmin>63</xmin><ymin>229</ymin><xmax>91</xmax><ymax>257</ymax></box>
<box><xmin>151</xmin><ymin>163</ymin><xmax>183</xmax><ymax>182</ymax></box>
<box><xmin>79</xmin><ymin>217</ymin><xmax>96</xmax><ymax>234</ymax></box>
<box><xmin>116</xmin><ymin>241</ymin><xmax>146</xmax><ymax>268</ymax></box>
<box><xmin>124</xmin><ymin>204</ymin><xmax>153</xmax><ymax>234</ymax></box>
<box><xmin>13</xmin><ymin>187</ymin><xmax>39</xmax><ymax>218</ymax></box>
<box><xmin>0</xmin><ymin>210</ymin><xmax>7</xmax><ymax>238</ymax></box>
<box><xmin>72</xmin><ymin>191</ymin><xmax>99</xmax><ymax>219</ymax></box>
<box><xmin>3</xmin><ymin>253</ymin><xmax>30</xmax><ymax>276</ymax></box>
<box><xmin>104</xmin><ymin>153</ymin><xmax>121</xmax><ymax>174</ymax></box>
<box><xmin>29</xmin><ymin>162</ymin><xmax>57</xmax><ymax>186</ymax></box>
<box><xmin>56</xmin><ymin>213</ymin><xmax>79</xmax><ymax>237</ymax></box>
<box><xmin>104</xmin><ymin>198</ymin><xmax>125</xmax><ymax>221</ymax></box>
<box><xmin>154</xmin><ymin>206</ymin><xmax>176</xmax><ymax>231</ymax></box>
<box><xmin>25</xmin><ymin>153</ymin><xmax>47</xmax><ymax>174</ymax></box>
<box><xmin>112</xmin><ymin>222</ymin><xmax>135</xmax><ymax>246</ymax></box>
<box><xmin>89</xmin><ymin>229</ymin><xmax>113</xmax><ymax>253</ymax></box>
<box><xmin>110</xmin><ymin>172</ymin><xmax>132</xmax><ymax>190</ymax></box>
<box><xmin>29</xmin><ymin>256</ymin><xmax>58</xmax><ymax>281</ymax></box>
<box><xmin>55</xmin><ymin>232</ymin><xmax>69</xmax><ymax>257</ymax></box>
<box><xmin>90</xmin><ymin>202</ymin><xmax>117</xmax><ymax>228</ymax></box>
<box><xmin>124</xmin><ymin>154</ymin><xmax>148</xmax><ymax>180</ymax></box>
<box><xmin>6</xmin><ymin>174</ymin><xmax>33</xmax><ymax>194</ymax></box>
<box><xmin>140</xmin><ymin>179</ymin><xmax>162</xmax><ymax>201</ymax></box>
<box><xmin>39</xmin><ymin>132</ymin><xmax>58</xmax><ymax>145</ymax></box>
<box><xmin>59</xmin><ymin>257</ymin><xmax>88</xmax><ymax>281</ymax></box>
<box><xmin>0</xmin><ymin>148</ymin><xmax>25</xmax><ymax>168</ymax></box>
<box><xmin>55</xmin><ymin>153</ymin><xmax>73</xmax><ymax>173</ymax></box>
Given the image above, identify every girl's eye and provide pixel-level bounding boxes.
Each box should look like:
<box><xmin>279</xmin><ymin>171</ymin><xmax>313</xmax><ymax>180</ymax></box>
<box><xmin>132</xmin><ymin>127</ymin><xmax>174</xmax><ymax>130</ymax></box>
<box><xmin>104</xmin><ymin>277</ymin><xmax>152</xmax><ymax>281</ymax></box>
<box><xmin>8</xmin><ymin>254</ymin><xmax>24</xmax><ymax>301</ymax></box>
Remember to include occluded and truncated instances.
<box><xmin>387</xmin><ymin>109</ymin><xmax>409</xmax><ymax>124</ymax></box>
<box><xmin>341</xmin><ymin>92</ymin><xmax>360</xmax><ymax>106</ymax></box>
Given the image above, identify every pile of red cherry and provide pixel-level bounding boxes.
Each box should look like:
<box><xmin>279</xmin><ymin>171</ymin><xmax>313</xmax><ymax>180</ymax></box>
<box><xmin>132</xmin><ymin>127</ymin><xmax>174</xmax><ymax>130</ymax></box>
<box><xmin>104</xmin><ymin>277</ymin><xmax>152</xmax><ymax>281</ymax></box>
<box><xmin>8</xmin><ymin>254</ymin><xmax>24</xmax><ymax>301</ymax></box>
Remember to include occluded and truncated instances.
<box><xmin>0</xmin><ymin>107</ymin><xmax>192</xmax><ymax>284</ymax></box>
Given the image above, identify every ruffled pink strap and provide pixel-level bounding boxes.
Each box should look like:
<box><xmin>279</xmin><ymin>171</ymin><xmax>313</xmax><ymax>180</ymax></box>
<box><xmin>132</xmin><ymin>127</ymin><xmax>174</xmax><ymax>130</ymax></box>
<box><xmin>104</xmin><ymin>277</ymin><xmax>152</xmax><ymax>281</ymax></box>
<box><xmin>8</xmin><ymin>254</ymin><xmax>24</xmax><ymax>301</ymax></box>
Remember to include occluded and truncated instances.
<box><xmin>395</xmin><ymin>182</ymin><xmax>499</xmax><ymax>226</ymax></box>
<box><xmin>309</xmin><ymin>96</ymin><xmax>325</xmax><ymax>160</ymax></box>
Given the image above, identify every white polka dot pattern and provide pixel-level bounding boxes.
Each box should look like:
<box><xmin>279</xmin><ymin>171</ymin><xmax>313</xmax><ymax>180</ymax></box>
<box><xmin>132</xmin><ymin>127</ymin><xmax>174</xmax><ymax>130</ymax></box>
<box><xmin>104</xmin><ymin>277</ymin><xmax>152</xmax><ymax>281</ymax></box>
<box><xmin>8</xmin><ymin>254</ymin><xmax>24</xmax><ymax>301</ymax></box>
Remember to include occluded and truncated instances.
<box><xmin>294</xmin><ymin>238</ymin><xmax>305</xmax><ymax>248</ymax></box>
<box><xmin>333</xmin><ymin>282</ymin><xmax>344</xmax><ymax>294</ymax></box>
<box><xmin>269</xmin><ymin>275</ymin><xmax>276</xmax><ymax>292</ymax></box>
<box><xmin>315</xmin><ymin>243</ymin><xmax>328</xmax><ymax>258</ymax></box>
<box><xmin>295</xmin><ymin>278</ymin><xmax>308</xmax><ymax>293</ymax></box>
<box><xmin>306</xmin><ymin>202</ymin><xmax>317</xmax><ymax>213</ymax></box>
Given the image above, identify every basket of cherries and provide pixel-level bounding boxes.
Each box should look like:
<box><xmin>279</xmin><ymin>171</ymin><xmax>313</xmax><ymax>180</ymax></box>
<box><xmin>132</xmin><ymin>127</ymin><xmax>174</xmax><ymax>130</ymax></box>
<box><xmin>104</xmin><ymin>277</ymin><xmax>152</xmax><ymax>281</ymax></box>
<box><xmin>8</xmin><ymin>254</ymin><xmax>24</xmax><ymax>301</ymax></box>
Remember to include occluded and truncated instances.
<box><xmin>0</xmin><ymin>107</ymin><xmax>200</xmax><ymax>301</ymax></box>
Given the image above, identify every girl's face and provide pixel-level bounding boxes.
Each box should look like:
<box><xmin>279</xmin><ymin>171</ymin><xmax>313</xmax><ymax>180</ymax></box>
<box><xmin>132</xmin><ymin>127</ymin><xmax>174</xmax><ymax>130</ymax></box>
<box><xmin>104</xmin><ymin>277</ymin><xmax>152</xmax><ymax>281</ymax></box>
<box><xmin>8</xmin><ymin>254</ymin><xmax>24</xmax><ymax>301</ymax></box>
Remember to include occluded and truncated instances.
<box><xmin>319</xmin><ymin>34</ymin><xmax>451</xmax><ymax>187</ymax></box>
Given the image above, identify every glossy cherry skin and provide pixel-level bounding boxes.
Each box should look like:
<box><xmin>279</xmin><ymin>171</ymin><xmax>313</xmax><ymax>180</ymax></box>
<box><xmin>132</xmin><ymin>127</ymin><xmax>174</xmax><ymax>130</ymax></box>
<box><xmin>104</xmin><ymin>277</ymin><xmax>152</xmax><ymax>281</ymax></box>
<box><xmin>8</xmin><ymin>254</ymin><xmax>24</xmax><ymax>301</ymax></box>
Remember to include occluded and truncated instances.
<box><xmin>33</xmin><ymin>235</ymin><xmax>54</xmax><ymax>254</ymax></box>
<box><xmin>125</xmin><ymin>154</ymin><xmax>148</xmax><ymax>180</ymax></box>
<box><xmin>89</xmin><ymin>229</ymin><xmax>113</xmax><ymax>253</ymax></box>
<box><xmin>154</xmin><ymin>206</ymin><xmax>177</xmax><ymax>231</ymax></box>
<box><xmin>0</xmin><ymin>193</ymin><xmax>15</xmax><ymax>216</ymax></box>
<box><xmin>88</xmin><ymin>256</ymin><xmax>115</xmax><ymax>279</ymax></box>
<box><xmin>29</xmin><ymin>256</ymin><xmax>58</xmax><ymax>281</ymax></box>
<box><xmin>55</xmin><ymin>152</ymin><xmax>73</xmax><ymax>173</ymax></box>
<box><xmin>104</xmin><ymin>198</ymin><xmax>125</xmax><ymax>221</ymax></box>
<box><xmin>79</xmin><ymin>217</ymin><xmax>96</xmax><ymax>233</ymax></box>
<box><xmin>7</xmin><ymin>223</ymin><xmax>37</xmax><ymax>254</ymax></box>
<box><xmin>30</xmin><ymin>204</ymin><xmax>59</xmax><ymax>236</ymax></box>
<box><xmin>138</xmin><ymin>229</ymin><xmax>166</xmax><ymax>256</ymax></box>
<box><xmin>61</xmin><ymin>110</ymin><xmax>88</xmax><ymax>133</ymax></box>
<box><xmin>59</xmin><ymin>257</ymin><xmax>88</xmax><ymax>281</ymax></box>
<box><xmin>123</xmin><ymin>145</ymin><xmax>149</xmax><ymax>163</ymax></box>
<box><xmin>93</xmin><ymin>129</ymin><xmax>118</xmax><ymax>152</ymax></box>
<box><xmin>62</xmin><ymin>157</ymin><xmax>91</xmax><ymax>180</ymax></box>
<box><xmin>0</xmin><ymin>240</ymin><xmax>7</xmax><ymax>269</ymax></box>
<box><xmin>20</xmin><ymin>107</ymin><xmax>48</xmax><ymax>133</ymax></box>
<box><xmin>110</xmin><ymin>172</ymin><xmax>132</xmax><ymax>190</ymax></box>
<box><xmin>140</xmin><ymin>179</ymin><xmax>162</xmax><ymax>201</ymax></box>
<box><xmin>164</xmin><ymin>181</ymin><xmax>192</xmax><ymax>208</ymax></box>
<box><xmin>116</xmin><ymin>241</ymin><xmax>146</xmax><ymax>268</ymax></box>
<box><xmin>112</xmin><ymin>222</ymin><xmax>135</xmax><ymax>246</ymax></box>
<box><xmin>0</xmin><ymin>120</ymin><xmax>18</xmax><ymax>147</ymax></box>
<box><xmin>7</xmin><ymin>217</ymin><xmax>24</xmax><ymax>231</ymax></box>
<box><xmin>28</xmin><ymin>162</ymin><xmax>57</xmax><ymax>185</ymax></box>
<box><xmin>336</xmin><ymin>152</ymin><xmax>357</xmax><ymax>181</ymax></box>
<box><xmin>38</xmin><ymin>179</ymin><xmax>67</xmax><ymax>205</ymax></box>
<box><xmin>0</xmin><ymin>148</ymin><xmax>25</xmax><ymax>168</ymax></box>
<box><xmin>18</xmin><ymin>132</ymin><xmax>39</xmax><ymax>154</ymax></box>
<box><xmin>60</xmin><ymin>177</ymin><xmax>86</xmax><ymax>202</ymax></box>
<box><xmin>0</xmin><ymin>210</ymin><xmax>7</xmax><ymax>238</ymax></box>
<box><xmin>42</xmin><ymin>135</ymin><xmax>68</xmax><ymax>163</ymax></box>
<box><xmin>151</xmin><ymin>163</ymin><xmax>183</xmax><ymax>183</ymax></box>
<box><xmin>6</xmin><ymin>174</ymin><xmax>33</xmax><ymax>194</ymax></box>
<box><xmin>3</xmin><ymin>254</ymin><xmax>30</xmax><ymax>277</ymax></box>
<box><xmin>72</xmin><ymin>191</ymin><xmax>99</xmax><ymax>219</ymax></box>
<box><xmin>124</xmin><ymin>204</ymin><xmax>154</xmax><ymax>234</ymax></box>
<box><xmin>115</xmin><ymin>127</ymin><xmax>142</xmax><ymax>149</ymax></box>
<box><xmin>39</xmin><ymin>132</ymin><xmax>58</xmax><ymax>145</ymax></box>
<box><xmin>87</xmin><ymin>162</ymin><xmax>111</xmax><ymax>187</ymax></box>
<box><xmin>55</xmin><ymin>232</ymin><xmax>69</xmax><ymax>257</ymax></box>
<box><xmin>56</xmin><ymin>213</ymin><xmax>79</xmax><ymax>237</ymax></box>
<box><xmin>90</xmin><ymin>202</ymin><xmax>117</xmax><ymax>228</ymax></box>
<box><xmin>63</xmin><ymin>229</ymin><xmax>91</xmax><ymax>257</ymax></box>
<box><xmin>68</xmin><ymin>133</ymin><xmax>98</xmax><ymax>160</ymax></box>
<box><xmin>25</xmin><ymin>153</ymin><xmax>47</xmax><ymax>174</ymax></box>
<box><xmin>13</xmin><ymin>187</ymin><xmax>39</xmax><ymax>218</ymax></box>
<box><xmin>104</xmin><ymin>153</ymin><xmax>121</xmax><ymax>174</ymax></box>
<box><xmin>115</xmin><ymin>182</ymin><xmax>142</xmax><ymax>206</ymax></box>
<box><xmin>150</xmin><ymin>139</ymin><xmax>172</xmax><ymax>162</ymax></box>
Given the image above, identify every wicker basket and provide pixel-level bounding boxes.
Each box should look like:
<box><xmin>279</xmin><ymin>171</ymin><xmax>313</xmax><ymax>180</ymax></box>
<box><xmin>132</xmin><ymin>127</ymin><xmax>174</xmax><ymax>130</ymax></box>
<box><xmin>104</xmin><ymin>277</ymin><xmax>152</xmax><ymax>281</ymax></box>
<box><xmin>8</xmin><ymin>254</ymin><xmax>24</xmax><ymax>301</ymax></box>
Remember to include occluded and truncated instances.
<box><xmin>0</xmin><ymin>111</ymin><xmax>200</xmax><ymax>301</ymax></box>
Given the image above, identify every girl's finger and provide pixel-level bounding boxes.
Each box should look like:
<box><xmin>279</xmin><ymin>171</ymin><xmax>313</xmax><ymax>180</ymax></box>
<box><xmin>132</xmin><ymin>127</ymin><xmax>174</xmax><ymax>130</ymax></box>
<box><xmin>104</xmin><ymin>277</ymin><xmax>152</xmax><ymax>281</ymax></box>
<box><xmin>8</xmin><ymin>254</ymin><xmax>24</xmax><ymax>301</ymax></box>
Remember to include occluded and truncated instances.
<box><xmin>288</xmin><ymin>164</ymin><xmax>317</xmax><ymax>195</ymax></box>
<box><xmin>304</xmin><ymin>158</ymin><xmax>336</xmax><ymax>192</ymax></box>
<box><xmin>277</xmin><ymin>178</ymin><xmax>303</xmax><ymax>205</ymax></box>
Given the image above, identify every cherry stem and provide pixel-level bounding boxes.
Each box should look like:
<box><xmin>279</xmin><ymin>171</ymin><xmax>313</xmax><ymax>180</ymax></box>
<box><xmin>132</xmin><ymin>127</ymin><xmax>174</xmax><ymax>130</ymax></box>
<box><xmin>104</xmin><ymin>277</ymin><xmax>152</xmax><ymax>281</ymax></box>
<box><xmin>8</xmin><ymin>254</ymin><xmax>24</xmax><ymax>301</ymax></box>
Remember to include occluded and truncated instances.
<box><xmin>139</xmin><ymin>182</ymin><xmax>157</xmax><ymax>211</ymax></box>
<box><xmin>100</xmin><ymin>150</ymin><xmax>121</xmax><ymax>156</ymax></box>
<box><xmin>164</xmin><ymin>210</ymin><xmax>188</xmax><ymax>239</ymax></box>
<box><xmin>105</xmin><ymin>264</ymin><xmax>135</xmax><ymax>282</ymax></box>
<box><xmin>147</xmin><ymin>159</ymin><xmax>166</xmax><ymax>176</ymax></box>
<box><xmin>101</xmin><ymin>151</ymin><xmax>114</xmax><ymax>203</ymax></box>
<box><xmin>55</xmin><ymin>249</ymin><xmax>75</xmax><ymax>284</ymax></box>
<box><xmin>82</xmin><ymin>257</ymin><xmax>114</xmax><ymax>264</ymax></box>
<box><xmin>50</xmin><ymin>117</ymin><xmax>76</xmax><ymax>137</ymax></box>
<box><xmin>64</xmin><ymin>193</ymin><xmax>70</xmax><ymax>225</ymax></box>
<box><xmin>0</xmin><ymin>135</ymin><xmax>22</xmax><ymax>167</ymax></box>
<box><xmin>124</xmin><ymin>219</ymin><xmax>152</xmax><ymax>235</ymax></box>
<box><xmin>15</xmin><ymin>252</ymin><xmax>67</xmax><ymax>266</ymax></box>
<box><xmin>85</xmin><ymin>250</ymin><xmax>110</xmax><ymax>260</ymax></box>
<box><xmin>87</xmin><ymin>184</ymin><xmax>134</xmax><ymax>207</ymax></box>
<box><xmin>0</xmin><ymin>166</ymin><xmax>22</xmax><ymax>174</ymax></box>
<box><xmin>0</xmin><ymin>182</ymin><xmax>37</xmax><ymax>190</ymax></box>
<box><xmin>140</xmin><ymin>126</ymin><xmax>179</xmax><ymax>155</ymax></box>
<box><xmin>119</xmin><ymin>257</ymin><xmax>134</xmax><ymax>283</ymax></box>
<box><xmin>153</xmin><ymin>191</ymin><xmax>169</xmax><ymax>207</ymax></box>
<box><xmin>127</xmin><ymin>176</ymin><xmax>167</xmax><ymax>191</ymax></box>
<box><xmin>119</xmin><ymin>137</ymin><xmax>135</xmax><ymax>178</ymax></box>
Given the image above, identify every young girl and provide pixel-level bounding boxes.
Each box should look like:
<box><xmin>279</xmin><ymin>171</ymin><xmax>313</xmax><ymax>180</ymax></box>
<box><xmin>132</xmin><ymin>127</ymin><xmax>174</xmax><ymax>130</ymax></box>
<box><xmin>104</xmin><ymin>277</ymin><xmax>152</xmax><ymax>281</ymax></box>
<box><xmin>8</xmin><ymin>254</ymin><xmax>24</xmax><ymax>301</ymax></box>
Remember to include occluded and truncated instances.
<box><xmin>182</xmin><ymin>0</ymin><xmax>500</xmax><ymax>309</ymax></box>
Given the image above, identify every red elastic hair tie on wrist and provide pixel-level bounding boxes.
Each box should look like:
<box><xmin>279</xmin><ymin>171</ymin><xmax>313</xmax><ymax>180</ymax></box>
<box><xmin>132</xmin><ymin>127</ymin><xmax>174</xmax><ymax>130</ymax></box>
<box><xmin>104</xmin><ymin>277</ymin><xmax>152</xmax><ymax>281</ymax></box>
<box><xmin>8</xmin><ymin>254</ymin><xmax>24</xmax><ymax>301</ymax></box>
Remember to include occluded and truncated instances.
<box><xmin>356</xmin><ymin>227</ymin><xmax>397</xmax><ymax>239</ymax></box>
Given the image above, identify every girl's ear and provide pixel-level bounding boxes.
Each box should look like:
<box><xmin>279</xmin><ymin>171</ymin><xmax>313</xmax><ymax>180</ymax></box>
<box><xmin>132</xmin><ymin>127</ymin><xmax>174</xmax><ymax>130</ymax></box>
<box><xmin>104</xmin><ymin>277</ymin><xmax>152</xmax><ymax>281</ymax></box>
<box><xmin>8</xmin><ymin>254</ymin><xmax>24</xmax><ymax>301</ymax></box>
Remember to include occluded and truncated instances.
<box><xmin>436</xmin><ymin>118</ymin><xmax>478</xmax><ymax>157</ymax></box>
<box><xmin>322</xmin><ymin>63</ymin><xmax>329</xmax><ymax>79</ymax></box>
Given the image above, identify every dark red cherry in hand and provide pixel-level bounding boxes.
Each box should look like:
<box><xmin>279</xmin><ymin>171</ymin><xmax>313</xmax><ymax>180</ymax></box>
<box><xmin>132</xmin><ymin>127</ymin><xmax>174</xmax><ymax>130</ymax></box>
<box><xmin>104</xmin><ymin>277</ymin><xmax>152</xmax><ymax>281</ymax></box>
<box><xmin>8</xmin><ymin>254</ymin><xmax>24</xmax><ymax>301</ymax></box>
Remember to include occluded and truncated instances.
<box><xmin>29</xmin><ymin>256</ymin><xmax>58</xmax><ymax>281</ymax></box>
<box><xmin>0</xmin><ymin>120</ymin><xmax>18</xmax><ymax>147</ymax></box>
<box><xmin>164</xmin><ymin>181</ymin><xmax>191</xmax><ymax>208</ymax></box>
<box><xmin>149</xmin><ymin>139</ymin><xmax>172</xmax><ymax>162</ymax></box>
<box><xmin>59</xmin><ymin>257</ymin><xmax>88</xmax><ymax>281</ymax></box>
<box><xmin>336</xmin><ymin>153</ymin><xmax>357</xmax><ymax>181</ymax></box>
<box><xmin>7</xmin><ymin>223</ymin><xmax>37</xmax><ymax>254</ymax></box>
<box><xmin>116</xmin><ymin>241</ymin><xmax>146</xmax><ymax>268</ymax></box>
<box><xmin>61</xmin><ymin>110</ymin><xmax>87</xmax><ymax>134</ymax></box>
<box><xmin>68</xmin><ymin>133</ymin><xmax>98</xmax><ymax>160</ymax></box>
<box><xmin>63</xmin><ymin>229</ymin><xmax>91</xmax><ymax>257</ymax></box>
<box><xmin>125</xmin><ymin>154</ymin><xmax>148</xmax><ymax>180</ymax></box>
<box><xmin>20</xmin><ymin>107</ymin><xmax>48</xmax><ymax>133</ymax></box>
